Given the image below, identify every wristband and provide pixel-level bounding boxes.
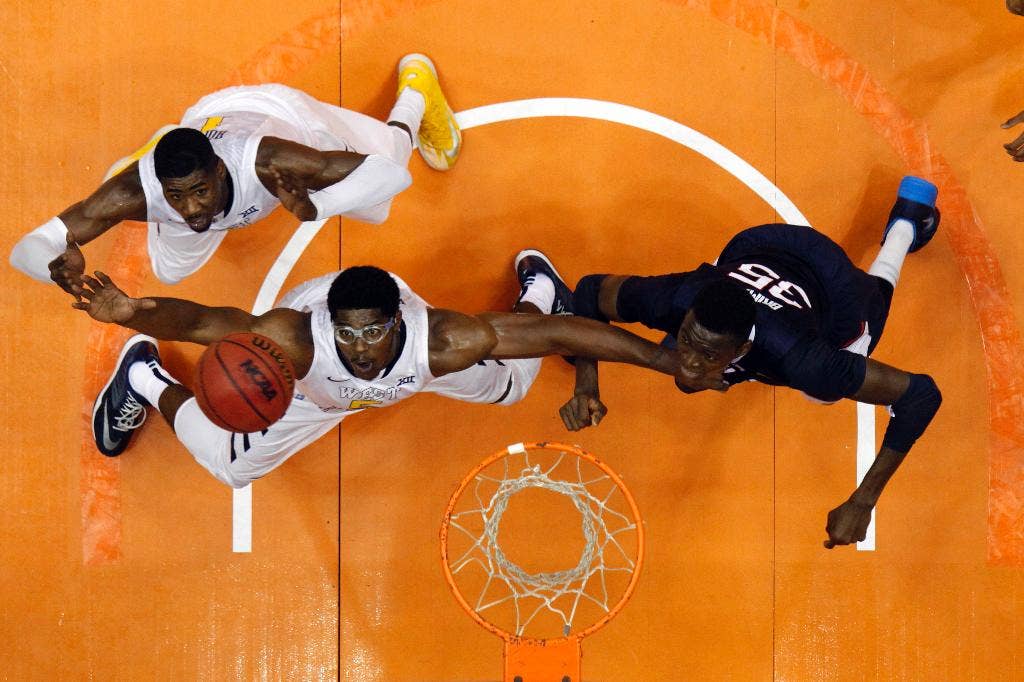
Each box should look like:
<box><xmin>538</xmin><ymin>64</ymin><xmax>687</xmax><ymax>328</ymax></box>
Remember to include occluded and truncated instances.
<box><xmin>308</xmin><ymin>154</ymin><xmax>412</xmax><ymax>221</ymax></box>
<box><xmin>9</xmin><ymin>216</ymin><xmax>70</xmax><ymax>282</ymax></box>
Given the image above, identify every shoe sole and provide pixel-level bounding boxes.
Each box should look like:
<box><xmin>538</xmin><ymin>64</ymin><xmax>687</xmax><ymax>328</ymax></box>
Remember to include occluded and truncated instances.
<box><xmin>91</xmin><ymin>333</ymin><xmax>159</xmax><ymax>452</ymax></box>
<box><xmin>514</xmin><ymin>248</ymin><xmax>567</xmax><ymax>285</ymax></box>
<box><xmin>398</xmin><ymin>52</ymin><xmax>438</xmax><ymax>78</ymax></box>
<box><xmin>896</xmin><ymin>176</ymin><xmax>937</xmax><ymax>207</ymax></box>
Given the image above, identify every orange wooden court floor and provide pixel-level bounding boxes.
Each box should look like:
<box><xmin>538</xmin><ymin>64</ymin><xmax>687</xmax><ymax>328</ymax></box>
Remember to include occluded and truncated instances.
<box><xmin>2</xmin><ymin>1</ymin><xmax>1024</xmax><ymax>679</ymax></box>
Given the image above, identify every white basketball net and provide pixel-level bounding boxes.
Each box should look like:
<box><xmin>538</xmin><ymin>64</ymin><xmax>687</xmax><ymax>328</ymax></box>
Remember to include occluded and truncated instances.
<box><xmin>446</xmin><ymin>444</ymin><xmax>640</xmax><ymax>639</ymax></box>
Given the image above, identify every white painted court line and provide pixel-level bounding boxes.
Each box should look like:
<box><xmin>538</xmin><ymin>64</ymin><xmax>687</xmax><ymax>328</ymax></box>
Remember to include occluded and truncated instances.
<box><xmin>235</xmin><ymin>98</ymin><xmax>874</xmax><ymax>551</ymax></box>
<box><xmin>232</xmin><ymin>218</ymin><xmax>329</xmax><ymax>553</ymax></box>
<box><xmin>856</xmin><ymin>402</ymin><xmax>877</xmax><ymax>550</ymax></box>
<box><xmin>456</xmin><ymin>99</ymin><xmax>808</xmax><ymax>227</ymax></box>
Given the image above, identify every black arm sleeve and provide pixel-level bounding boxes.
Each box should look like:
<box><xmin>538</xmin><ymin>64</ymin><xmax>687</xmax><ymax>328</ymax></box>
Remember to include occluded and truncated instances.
<box><xmin>881</xmin><ymin>373</ymin><xmax>942</xmax><ymax>453</ymax></box>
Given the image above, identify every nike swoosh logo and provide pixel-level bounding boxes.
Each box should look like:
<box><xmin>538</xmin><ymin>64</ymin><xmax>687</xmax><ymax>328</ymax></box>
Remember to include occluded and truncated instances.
<box><xmin>326</xmin><ymin>376</ymin><xmax>351</xmax><ymax>383</ymax></box>
<box><xmin>101</xmin><ymin>404</ymin><xmax>121</xmax><ymax>452</ymax></box>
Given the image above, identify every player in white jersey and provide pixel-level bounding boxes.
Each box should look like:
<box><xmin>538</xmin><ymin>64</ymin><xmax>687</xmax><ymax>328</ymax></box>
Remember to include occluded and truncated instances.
<box><xmin>70</xmin><ymin>252</ymin><xmax>683</xmax><ymax>488</ymax></box>
<box><xmin>10</xmin><ymin>54</ymin><xmax>460</xmax><ymax>289</ymax></box>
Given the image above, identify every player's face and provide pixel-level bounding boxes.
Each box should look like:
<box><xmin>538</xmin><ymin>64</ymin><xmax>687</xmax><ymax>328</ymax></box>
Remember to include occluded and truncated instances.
<box><xmin>161</xmin><ymin>160</ymin><xmax>229</xmax><ymax>233</ymax></box>
<box><xmin>673</xmin><ymin>310</ymin><xmax>746</xmax><ymax>393</ymax></box>
<box><xmin>332</xmin><ymin>308</ymin><xmax>402</xmax><ymax>380</ymax></box>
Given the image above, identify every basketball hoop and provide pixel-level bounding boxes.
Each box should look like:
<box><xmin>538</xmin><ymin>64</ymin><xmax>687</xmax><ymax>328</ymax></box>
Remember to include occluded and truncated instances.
<box><xmin>440</xmin><ymin>442</ymin><xmax>644</xmax><ymax>682</ymax></box>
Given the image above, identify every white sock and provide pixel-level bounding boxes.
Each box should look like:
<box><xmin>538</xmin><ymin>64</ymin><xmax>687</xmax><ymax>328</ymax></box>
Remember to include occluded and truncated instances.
<box><xmin>388</xmin><ymin>127</ymin><xmax>414</xmax><ymax>167</ymax></box>
<box><xmin>128</xmin><ymin>359</ymin><xmax>180</xmax><ymax>406</ymax></box>
<box><xmin>868</xmin><ymin>219</ymin><xmax>914</xmax><ymax>287</ymax></box>
<box><xmin>518</xmin><ymin>273</ymin><xmax>555</xmax><ymax>313</ymax></box>
<box><xmin>388</xmin><ymin>88</ymin><xmax>425</xmax><ymax>147</ymax></box>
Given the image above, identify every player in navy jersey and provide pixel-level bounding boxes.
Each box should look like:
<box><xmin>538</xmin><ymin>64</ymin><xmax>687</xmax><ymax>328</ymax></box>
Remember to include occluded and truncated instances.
<box><xmin>556</xmin><ymin>176</ymin><xmax>943</xmax><ymax>549</ymax></box>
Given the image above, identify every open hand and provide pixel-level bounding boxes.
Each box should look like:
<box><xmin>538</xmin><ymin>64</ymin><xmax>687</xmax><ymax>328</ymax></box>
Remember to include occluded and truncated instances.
<box><xmin>271</xmin><ymin>166</ymin><xmax>318</xmax><ymax>222</ymax></box>
<box><xmin>48</xmin><ymin>231</ymin><xmax>87</xmax><ymax>299</ymax></box>
<box><xmin>823</xmin><ymin>498</ymin><xmax>874</xmax><ymax>548</ymax></box>
<box><xmin>1002</xmin><ymin>111</ymin><xmax>1024</xmax><ymax>161</ymax></box>
<box><xmin>559</xmin><ymin>392</ymin><xmax>608</xmax><ymax>431</ymax></box>
<box><xmin>70</xmin><ymin>271</ymin><xmax>156</xmax><ymax>323</ymax></box>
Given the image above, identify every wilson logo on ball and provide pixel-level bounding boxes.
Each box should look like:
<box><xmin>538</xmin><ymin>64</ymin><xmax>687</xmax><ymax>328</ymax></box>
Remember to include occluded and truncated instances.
<box><xmin>252</xmin><ymin>336</ymin><xmax>295</xmax><ymax>384</ymax></box>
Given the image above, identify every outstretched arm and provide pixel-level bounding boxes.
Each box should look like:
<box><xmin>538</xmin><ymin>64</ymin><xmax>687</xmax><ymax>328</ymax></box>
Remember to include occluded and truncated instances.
<box><xmin>481</xmin><ymin>312</ymin><xmax>677</xmax><ymax>372</ymax></box>
<box><xmin>256</xmin><ymin>137</ymin><xmax>411</xmax><ymax>222</ymax></box>
<box><xmin>424</xmin><ymin>309</ymin><xmax>678</xmax><ymax>378</ymax></box>
<box><xmin>71</xmin><ymin>271</ymin><xmax>314</xmax><ymax>374</ymax></box>
<box><xmin>557</xmin><ymin>273</ymin><xmax>635</xmax><ymax>430</ymax></box>
<box><xmin>822</xmin><ymin>358</ymin><xmax>942</xmax><ymax>548</ymax></box>
<box><xmin>10</xmin><ymin>166</ymin><xmax>147</xmax><ymax>293</ymax></box>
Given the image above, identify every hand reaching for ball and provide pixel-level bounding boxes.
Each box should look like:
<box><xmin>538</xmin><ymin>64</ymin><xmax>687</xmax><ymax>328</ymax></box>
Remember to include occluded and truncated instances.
<box><xmin>71</xmin><ymin>271</ymin><xmax>157</xmax><ymax>323</ymax></box>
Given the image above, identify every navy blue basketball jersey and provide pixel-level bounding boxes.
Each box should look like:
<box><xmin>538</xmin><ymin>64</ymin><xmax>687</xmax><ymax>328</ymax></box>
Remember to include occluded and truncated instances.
<box><xmin>609</xmin><ymin>224</ymin><xmax>885</xmax><ymax>401</ymax></box>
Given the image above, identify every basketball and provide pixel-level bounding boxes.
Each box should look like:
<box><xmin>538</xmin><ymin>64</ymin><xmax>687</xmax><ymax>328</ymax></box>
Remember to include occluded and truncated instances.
<box><xmin>194</xmin><ymin>332</ymin><xmax>296</xmax><ymax>433</ymax></box>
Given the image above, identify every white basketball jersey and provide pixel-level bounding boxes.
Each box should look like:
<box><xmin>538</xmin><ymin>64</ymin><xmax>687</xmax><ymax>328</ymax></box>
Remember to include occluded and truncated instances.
<box><xmin>279</xmin><ymin>271</ymin><xmax>435</xmax><ymax>415</ymax></box>
<box><xmin>138</xmin><ymin>111</ymin><xmax>303</xmax><ymax>231</ymax></box>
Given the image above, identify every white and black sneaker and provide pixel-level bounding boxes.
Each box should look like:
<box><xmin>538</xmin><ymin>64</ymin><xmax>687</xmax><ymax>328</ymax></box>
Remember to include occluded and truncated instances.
<box><xmin>514</xmin><ymin>249</ymin><xmax>574</xmax><ymax>315</ymax></box>
<box><xmin>91</xmin><ymin>334</ymin><xmax>160</xmax><ymax>457</ymax></box>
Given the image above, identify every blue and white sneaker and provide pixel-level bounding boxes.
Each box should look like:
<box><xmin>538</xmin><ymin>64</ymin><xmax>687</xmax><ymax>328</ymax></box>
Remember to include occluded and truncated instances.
<box><xmin>515</xmin><ymin>249</ymin><xmax>574</xmax><ymax>315</ymax></box>
<box><xmin>882</xmin><ymin>175</ymin><xmax>940</xmax><ymax>253</ymax></box>
<box><xmin>92</xmin><ymin>334</ymin><xmax>159</xmax><ymax>457</ymax></box>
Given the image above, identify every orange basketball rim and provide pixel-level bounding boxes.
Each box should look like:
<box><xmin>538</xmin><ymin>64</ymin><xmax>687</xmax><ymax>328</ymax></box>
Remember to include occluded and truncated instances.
<box><xmin>440</xmin><ymin>441</ymin><xmax>645</xmax><ymax>682</ymax></box>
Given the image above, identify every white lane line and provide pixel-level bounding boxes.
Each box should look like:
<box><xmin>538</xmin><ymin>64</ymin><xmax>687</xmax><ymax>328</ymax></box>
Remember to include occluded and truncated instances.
<box><xmin>233</xmin><ymin>218</ymin><xmax>329</xmax><ymax>553</ymax></box>
<box><xmin>856</xmin><ymin>402</ymin><xmax>877</xmax><ymax>550</ymax></box>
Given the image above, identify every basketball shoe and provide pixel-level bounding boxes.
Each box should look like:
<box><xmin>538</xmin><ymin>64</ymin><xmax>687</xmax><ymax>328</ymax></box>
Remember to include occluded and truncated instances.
<box><xmin>92</xmin><ymin>334</ymin><xmax>160</xmax><ymax>457</ymax></box>
<box><xmin>397</xmin><ymin>53</ymin><xmax>461</xmax><ymax>170</ymax></box>
<box><xmin>515</xmin><ymin>249</ymin><xmax>574</xmax><ymax>316</ymax></box>
<box><xmin>882</xmin><ymin>176</ymin><xmax>940</xmax><ymax>253</ymax></box>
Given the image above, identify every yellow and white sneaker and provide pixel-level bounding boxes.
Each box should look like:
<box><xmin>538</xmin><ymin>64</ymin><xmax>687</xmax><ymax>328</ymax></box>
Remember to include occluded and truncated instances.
<box><xmin>103</xmin><ymin>124</ymin><xmax>178</xmax><ymax>180</ymax></box>
<box><xmin>397</xmin><ymin>53</ymin><xmax>461</xmax><ymax>171</ymax></box>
